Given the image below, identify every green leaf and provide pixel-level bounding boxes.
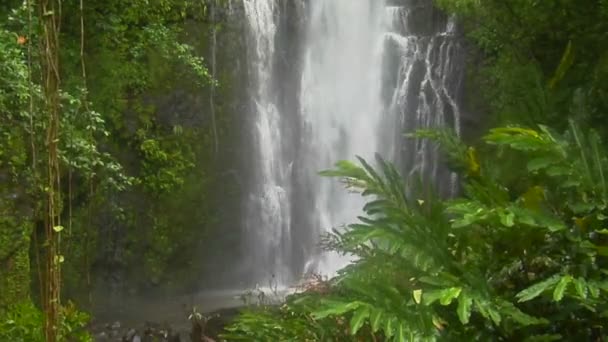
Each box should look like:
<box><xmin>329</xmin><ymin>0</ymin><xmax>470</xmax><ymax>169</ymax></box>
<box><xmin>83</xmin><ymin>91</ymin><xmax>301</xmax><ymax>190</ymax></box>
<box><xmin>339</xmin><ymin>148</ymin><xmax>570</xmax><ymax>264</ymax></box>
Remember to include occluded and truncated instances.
<box><xmin>53</xmin><ymin>225</ymin><xmax>64</xmax><ymax>232</ymax></box>
<box><xmin>423</xmin><ymin>290</ymin><xmax>443</xmax><ymax>305</ymax></box>
<box><xmin>524</xmin><ymin>334</ymin><xmax>563</xmax><ymax>342</ymax></box>
<box><xmin>396</xmin><ymin>322</ymin><xmax>406</xmax><ymax>342</ymax></box>
<box><xmin>487</xmin><ymin>306</ymin><xmax>501</xmax><ymax>325</ymax></box>
<box><xmin>499</xmin><ymin>210</ymin><xmax>515</xmax><ymax>227</ymax></box>
<box><xmin>424</xmin><ymin>287</ymin><xmax>463</xmax><ymax>306</ymax></box>
<box><xmin>440</xmin><ymin>287</ymin><xmax>462</xmax><ymax>305</ymax></box>
<box><xmin>588</xmin><ymin>281</ymin><xmax>600</xmax><ymax>298</ymax></box>
<box><xmin>548</xmin><ymin>40</ymin><xmax>575</xmax><ymax>89</ymax></box>
<box><xmin>312</xmin><ymin>301</ymin><xmax>361</xmax><ymax>319</ymax></box>
<box><xmin>553</xmin><ymin>275</ymin><xmax>572</xmax><ymax>302</ymax></box>
<box><xmin>457</xmin><ymin>292</ymin><xmax>473</xmax><ymax>324</ymax></box>
<box><xmin>573</xmin><ymin>277</ymin><xmax>588</xmax><ymax>298</ymax></box>
<box><xmin>385</xmin><ymin>317</ymin><xmax>396</xmax><ymax>338</ymax></box>
<box><xmin>349</xmin><ymin>306</ymin><xmax>369</xmax><ymax>335</ymax></box>
<box><xmin>527</xmin><ymin>156</ymin><xmax>559</xmax><ymax>172</ymax></box>
<box><xmin>370</xmin><ymin>309</ymin><xmax>383</xmax><ymax>333</ymax></box>
<box><xmin>516</xmin><ymin>275</ymin><xmax>561</xmax><ymax>302</ymax></box>
<box><xmin>499</xmin><ymin>301</ymin><xmax>548</xmax><ymax>326</ymax></box>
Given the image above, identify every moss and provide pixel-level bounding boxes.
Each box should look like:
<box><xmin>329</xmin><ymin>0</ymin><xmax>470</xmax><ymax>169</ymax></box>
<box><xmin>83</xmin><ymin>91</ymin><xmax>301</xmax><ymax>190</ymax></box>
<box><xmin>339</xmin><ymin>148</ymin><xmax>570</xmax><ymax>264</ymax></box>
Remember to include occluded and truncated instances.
<box><xmin>0</xmin><ymin>214</ymin><xmax>32</xmax><ymax>313</ymax></box>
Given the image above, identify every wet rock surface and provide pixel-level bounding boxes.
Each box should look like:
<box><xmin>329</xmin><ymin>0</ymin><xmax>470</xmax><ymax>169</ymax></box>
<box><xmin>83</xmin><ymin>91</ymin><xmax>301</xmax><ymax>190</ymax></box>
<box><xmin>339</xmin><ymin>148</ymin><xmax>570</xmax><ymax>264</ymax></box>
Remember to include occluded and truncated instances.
<box><xmin>91</xmin><ymin>307</ymin><xmax>241</xmax><ymax>342</ymax></box>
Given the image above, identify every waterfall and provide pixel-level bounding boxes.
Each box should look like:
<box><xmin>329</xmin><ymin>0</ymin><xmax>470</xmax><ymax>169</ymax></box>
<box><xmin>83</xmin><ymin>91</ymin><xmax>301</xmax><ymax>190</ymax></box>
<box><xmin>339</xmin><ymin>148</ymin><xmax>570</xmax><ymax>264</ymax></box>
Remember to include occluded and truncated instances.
<box><xmin>241</xmin><ymin>0</ymin><xmax>464</xmax><ymax>286</ymax></box>
<box><xmin>299</xmin><ymin>0</ymin><xmax>386</xmax><ymax>275</ymax></box>
<box><xmin>383</xmin><ymin>5</ymin><xmax>464</xmax><ymax>196</ymax></box>
<box><xmin>243</xmin><ymin>0</ymin><xmax>293</xmax><ymax>285</ymax></box>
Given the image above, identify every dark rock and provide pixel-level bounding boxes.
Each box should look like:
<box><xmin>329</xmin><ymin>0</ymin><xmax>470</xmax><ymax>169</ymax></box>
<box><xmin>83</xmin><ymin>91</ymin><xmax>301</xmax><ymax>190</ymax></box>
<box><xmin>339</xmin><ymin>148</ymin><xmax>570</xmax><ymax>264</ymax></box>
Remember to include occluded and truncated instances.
<box><xmin>95</xmin><ymin>331</ymin><xmax>109</xmax><ymax>341</ymax></box>
<box><xmin>167</xmin><ymin>331</ymin><xmax>181</xmax><ymax>342</ymax></box>
<box><xmin>111</xmin><ymin>320</ymin><xmax>121</xmax><ymax>330</ymax></box>
<box><xmin>123</xmin><ymin>328</ymin><xmax>136</xmax><ymax>341</ymax></box>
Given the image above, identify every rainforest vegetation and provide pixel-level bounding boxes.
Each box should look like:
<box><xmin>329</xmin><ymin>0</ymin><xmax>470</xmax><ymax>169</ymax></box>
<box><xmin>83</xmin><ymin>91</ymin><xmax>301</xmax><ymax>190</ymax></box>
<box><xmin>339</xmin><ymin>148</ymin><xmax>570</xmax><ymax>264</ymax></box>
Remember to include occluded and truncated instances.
<box><xmin>0</xmin><ymin>0</ymin><xmax>608</xmax><ymax>341</ymax></box>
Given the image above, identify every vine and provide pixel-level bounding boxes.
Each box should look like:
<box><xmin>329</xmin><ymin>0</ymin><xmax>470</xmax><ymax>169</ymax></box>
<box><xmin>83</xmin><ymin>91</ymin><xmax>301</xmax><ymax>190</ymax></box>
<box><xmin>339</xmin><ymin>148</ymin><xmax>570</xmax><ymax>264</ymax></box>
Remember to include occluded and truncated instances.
<box><xmin>39</xmin><ymin>0</ymin><xmax>62</xmax><ymax>340</ymax></box>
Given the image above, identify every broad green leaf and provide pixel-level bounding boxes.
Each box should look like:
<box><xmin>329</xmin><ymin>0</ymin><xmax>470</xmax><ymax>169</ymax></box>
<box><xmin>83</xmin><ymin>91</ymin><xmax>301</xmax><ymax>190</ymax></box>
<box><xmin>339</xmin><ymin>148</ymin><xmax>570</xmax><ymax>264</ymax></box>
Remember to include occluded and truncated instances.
<box><xmin>568</xmin><ymin>201</ymin><xmax>596</xmax><ymax>214</ymax></box>
<box><xmin>439</xmin><ymin>287</ymin><xmax>462</xmax><ymax>305</ymax></box>
<box><xmin>424</xmin><ymin>287</ymin><xmax>462</xmax><ymax>305</ymax></box>
<box><xmin>546</xmin><ymin>165</ymin><xmax>572</xmax><ymax>177</ymax></box>
<box><xmin>538</xmin><ymin>215</ymin><xmax>567</xmax><ymax>232</ymax></box>
<box><xmin>312</xmin><ymin>301</ymin><xmax>361</xmax><ymax>319</ymax></box>
<box><xmin>516</xmin><ymin>275</ymin><xmax>561</xmax><ymax>302</ymax></box>
<box><xmin>523</xmin><ymin>334</ymin><xmax>563</xmax><ymax>342</ymax></box>
<box><xmin>418</xmin><ymin>276</ymin><xmax>451</xmax><ymax>287</ymax></box>
<box><xmin>596</xmin><ymin>246</ymin><xmax>608</xmax><ymax>257</ymax></box>
<box><xmin>457</xmin><ymin>292</ymin><xmax>473</xmax><ymax>324</ymax></box>
<box><xmin>423</xmin><ymin>290</ymin><xmax>443</xmax><ymax>305</ymax></box>
<box><xmin>350</xmin><ymin>306</ymin><xmax>369</xmax><ymax>335</ymax></box>
<box><xmin>370</xmin><ymin>309</ymin><xmax>383</xmax><ymax>333</ymax></box>
<box><xmin>553</xmin><ymin>275</ymin><xmax>572</xmax><ymax>301</ymax></box>
<box><xmin>385</xmin><ymin>317</ymin><xmax>396</xmax><ymax>338</ymax></box>
<box><xmin>53</xmin><ymin>225</ymin><xmax>64</xmax><ymax>232</ymax></box>
<box><xmin>499</xmin><ymin>301</ymin><xmax>548</xmax><ymax>326</ymax></box>
<box><xmin>527</xmin><ymin>156</ymin><xmax>558</xmax><ymax>172</ymax></box>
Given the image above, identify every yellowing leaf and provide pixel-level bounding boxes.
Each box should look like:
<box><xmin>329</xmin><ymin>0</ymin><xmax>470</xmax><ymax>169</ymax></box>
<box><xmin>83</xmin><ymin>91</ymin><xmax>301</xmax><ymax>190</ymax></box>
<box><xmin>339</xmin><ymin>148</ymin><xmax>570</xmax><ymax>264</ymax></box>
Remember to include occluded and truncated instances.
<box><xmin>521</xmin><ymin>186</ymin><xmax>545</xmax><ymax>211</ymax></box>
<box><xmin>432</xmin><ymin>315</ymin><xmax>446</xmax><ymax>330</ymax></box>
<box><xmin>574</xmin><ymin>216</ymin><xmax>591</xmax><ymax>231</ymax></box>
<box><xmin>53</xmin><ymin>225</ymin><xmax>64</xmax><ymax>233</ymax></box>
<box><xmin>54</xmin><ymin>254</ymin><xmax>64</xmax><ymax>264</ymax></box>
<box><xmin>466</xmin><ymin>147</ymin><xmax>480</xmax><ymax>176</ymax></box>
<box><xmin>413</xmin><ymin>289</ymin><xmax>422</xmax><ymax>304</ymax></box>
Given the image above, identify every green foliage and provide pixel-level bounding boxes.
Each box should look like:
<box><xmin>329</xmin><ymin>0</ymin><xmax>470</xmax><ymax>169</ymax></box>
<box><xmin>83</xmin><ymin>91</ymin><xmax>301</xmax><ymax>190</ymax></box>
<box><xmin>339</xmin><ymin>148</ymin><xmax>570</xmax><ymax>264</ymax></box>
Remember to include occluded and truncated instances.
<box><xmin>0</xmin><ymin>302</ymin><xmax>43</xmax><ymax>342</ymax></box>
<box><xmin>225</xmin><ymin>122</ymin><xmax>608</xmax><ymax>340</ymax></box>
<box><xmin>0</xmin><ymin>302</ymin><xmax>91</xmax><ymax>342</ymax></box>
<box><xmin>136</xmin><ymin>128</ymin><xmax>195</xmax><ymax>194</ymax></box>
<box><xmin>435</xmin><ymin>0</ymin><xmax>608</xmax><ymax>131</ymax></box>
<box><xmin>0</xmin><ymin>0</ymin><xmax>235</xmax><ymax>308</ymax></box>
<box><xmin>0</xmin><ymin>26</ymin><xmax>32</xmax><ymax>177</ymax></box>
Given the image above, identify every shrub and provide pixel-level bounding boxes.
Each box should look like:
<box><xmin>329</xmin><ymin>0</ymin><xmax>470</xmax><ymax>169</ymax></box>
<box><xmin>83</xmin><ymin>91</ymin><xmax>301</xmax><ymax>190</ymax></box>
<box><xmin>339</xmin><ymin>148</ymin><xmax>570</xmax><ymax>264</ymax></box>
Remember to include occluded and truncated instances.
<box><xmin>224</xmin><ymin>122</ymin><xmax>608</xmax><ymax>341</ymax></box>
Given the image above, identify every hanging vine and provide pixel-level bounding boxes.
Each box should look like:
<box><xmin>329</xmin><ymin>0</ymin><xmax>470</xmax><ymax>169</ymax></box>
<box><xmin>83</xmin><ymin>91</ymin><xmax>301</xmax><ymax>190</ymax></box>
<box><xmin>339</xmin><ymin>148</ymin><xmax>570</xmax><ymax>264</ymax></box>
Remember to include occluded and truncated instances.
<box><xmin>79</xmin><ymin>0</ymin><xmax>95</xmax><ymax>308</ymax></box>
<box><xmin>39</xmin><ymin>0</ymin><xmax>62</xmax><ymax>340</ymax></box>
<box><xmin>209</xmin><ymin>0</ymin><xmax>219</xmax><ymax>156</ymax></box>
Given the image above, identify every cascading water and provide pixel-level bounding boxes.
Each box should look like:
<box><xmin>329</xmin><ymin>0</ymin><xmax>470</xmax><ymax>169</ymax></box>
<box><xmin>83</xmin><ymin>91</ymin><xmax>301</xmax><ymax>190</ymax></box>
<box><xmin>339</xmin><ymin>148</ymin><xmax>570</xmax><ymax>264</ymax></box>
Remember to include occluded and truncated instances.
<box><xmin>299</xmin><ymin>0</ymin><xmax>386</xmax><ymax>275</ymax></box>
<box><xmin>243</xmin><ymin>0</ymin><xmax>294</xmax><ymax>285</ymax></box>
<box><xmin>383</xmin><ymin>5</ymin><xmax>464</xmax><ymax>196</ymax></box>
<box><xmin>241</xmin><ymin>0</ymin><xmax>464</xmax><ymax>286</ymax></box>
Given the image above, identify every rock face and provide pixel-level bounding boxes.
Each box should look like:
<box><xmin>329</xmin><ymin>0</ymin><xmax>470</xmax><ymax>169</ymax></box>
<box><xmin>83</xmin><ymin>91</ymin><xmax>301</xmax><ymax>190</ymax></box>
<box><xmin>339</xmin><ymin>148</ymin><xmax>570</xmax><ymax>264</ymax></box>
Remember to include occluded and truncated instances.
<box><xmin>87</xmin><ymin>1</ymin><xmax>252</xmax><ymax>302</ymax></box>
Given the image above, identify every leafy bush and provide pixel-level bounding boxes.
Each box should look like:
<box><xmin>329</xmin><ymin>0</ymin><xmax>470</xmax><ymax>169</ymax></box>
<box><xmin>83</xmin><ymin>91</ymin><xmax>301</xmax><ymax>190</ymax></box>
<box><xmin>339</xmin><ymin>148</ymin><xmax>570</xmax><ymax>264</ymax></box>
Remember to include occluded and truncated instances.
<box><xmin>225</xmin><ymin>122</ymin><xmax>608</xmax><ymax>341</ymax></box>
<box><xmin>0</xmin><ymin>302</ymin><xmax>92</xmax><ymax>342</ymax></box>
